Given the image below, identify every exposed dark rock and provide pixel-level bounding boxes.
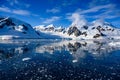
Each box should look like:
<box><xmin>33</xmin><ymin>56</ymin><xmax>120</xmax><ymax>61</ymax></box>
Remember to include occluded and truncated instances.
<box><xmin>92</xmin><ymin>27</ymin><xmax>95</xmax><ymax>29</ymax></box>
<box><xmin>107</xmin><ymin>28</ymin><xmax>112</xmax><ymax>31</ymax></box>
<box><xmin>67</xmin><ymin>26</ymin><xmax>81</xmax><ymax>37</ymax></box>
<box><xmin>101</xmin><ymin>33</ymin><xmax>106</xmax><ymax>36</ymax></box>
<box><xmin>22</xmin><ymin>24</ymin><xmax>28</xmax><ymax>30</ymax></box>
<box><xmin>100</xmin><ymin>28</ymin><xmax>105</xmax><ymax>31</ymax></box>
<box><xmin>83</xmin><ymin>25</ymin><xmax>88</xmax><ymax>30</ymax></box>
<box><xmin>35</xmin><ymin>31</ymin><xmax>40</xmax><ymax>36</ymax></box>
<box><xmin>96</xmin><ymin>26</ymin><xmax>101</xmax><ymax>32</ymax></box>
<box><xmin>45</xmin><ymin>27</ymin><xmax>54</xmax><ymax>31</ymax></box>
<box><xmin>67</xmin><ymin>27</ymin><xmax>74</xmax><ymax>35</ymax></box>
<box><xmin>0</xmin><ymin>18</ymin><xmax>15</xmax><ymax>29</ymax></box>
<box><xmin>112</xmin><ymin>29</ymin><xmax>114</xmax><ymax>31</ymax></box>
<box><xmin>81</xmin><ymin>32</ymin><xmax>87</xmax><ymax>36</ymax></box>
<box><xmin>74</xmin><ymin>29</ymin><xmax>81</xmax><ymax>37</ymax></box>
<box><xmin>5</xmin><ymin>19</ymin><xmax>15</xmax><ymax>26</ymax></box>
<box><xmin>93</xmin><ymin>34</ymin><xmax>101</xmax><ymax>38</ymax></box>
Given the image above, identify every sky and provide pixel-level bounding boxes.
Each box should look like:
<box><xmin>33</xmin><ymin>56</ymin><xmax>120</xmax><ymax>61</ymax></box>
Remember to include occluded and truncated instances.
<box><xmin>0</xmin><ymin>0</ymin><xmax>120</xmax><ymax>27</ymax></box>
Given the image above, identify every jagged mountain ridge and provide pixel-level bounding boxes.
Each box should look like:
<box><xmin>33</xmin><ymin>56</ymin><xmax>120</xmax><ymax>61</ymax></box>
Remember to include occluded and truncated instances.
<box><xmin>34</xmin><ymin>20</ymin><xmax>120</xmax><ymax>39</ymax></box>
<box><xmin>34</xmin><ymin>24</ymin><xmax>66</xmax><ymax>39</ymax></box>
<box><xmin>34</xmin><ymin>24</ymin><xmax>65</xmax><ymax>32</ymax></box>
<box><xmin>0</xmin><ymin>16</ymin><xmax>120</xmax><ymax>40</ymax></box>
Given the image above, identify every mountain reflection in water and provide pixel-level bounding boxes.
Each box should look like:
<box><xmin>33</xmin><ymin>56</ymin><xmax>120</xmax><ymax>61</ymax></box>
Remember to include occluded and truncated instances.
<box><xmin>0</xmin><ymin>39</ymin><xmax>120</xmax><ymax>80</ymax></box>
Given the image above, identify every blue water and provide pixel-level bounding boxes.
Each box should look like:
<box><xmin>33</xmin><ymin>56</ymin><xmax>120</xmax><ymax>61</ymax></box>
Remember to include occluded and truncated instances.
<box><xmin>0</xmin><ymin>39</ymin><xmax>120</xmax><ymax>80</ymax></box>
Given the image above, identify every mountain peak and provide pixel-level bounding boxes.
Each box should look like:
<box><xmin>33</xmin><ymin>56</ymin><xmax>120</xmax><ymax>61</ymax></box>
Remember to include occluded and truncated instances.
<box><xmin>0</xmin><ymin>17</ymin><xmax>40</xmax><ymax>39</ymax></box>
<box><xmin>46</xmin><ymin>24</ymin><xmax>55</xmax><ymax>28</ymax></box>
<box><xmin>92</xmin><ymin>19</ymin><xmax>113</xmax><ymax>27</ymax></box>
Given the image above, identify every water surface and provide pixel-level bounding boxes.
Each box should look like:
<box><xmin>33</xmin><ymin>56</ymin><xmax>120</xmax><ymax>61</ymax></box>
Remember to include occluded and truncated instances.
<box><xmin>0</xmin><ymin>39</ymin><xmax>120</xmax><ymax>80</ymax></box>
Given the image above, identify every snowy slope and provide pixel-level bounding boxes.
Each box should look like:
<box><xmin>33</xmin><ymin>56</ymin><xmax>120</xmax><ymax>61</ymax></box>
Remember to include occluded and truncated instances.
<box><xmin>66</xmin><ymin>19</ymin><xmax>120</xmax><ymax>39</ymax></box>
<box><xmin>34</xmin><ymin>24</ymin><xmax>68</xmax><ymax>39</ymax></box>
<box><xmin>0</xmin><ymin>17</ymin><xmax>40</xmax><ymax>39</ymax></box>
<box><xmin>34</xmin><ymin>20</ymin><xmax>120</xmax><ymax>40</ymax></box>
<box><xmin>0</xmin><ymin>16</ymin><xmax>120</xmax><ymax>40</ymax></box>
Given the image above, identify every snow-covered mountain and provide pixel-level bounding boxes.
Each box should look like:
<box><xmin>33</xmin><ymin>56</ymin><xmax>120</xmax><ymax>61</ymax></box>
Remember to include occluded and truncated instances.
<box><xmin>0</xmin><ymin>17</ymin><xmax>40</xmax><ymax>39</ymax></box>
<box><xmin>0</xmin><ymin>16</ymin><xmax>120</xmax><ymax>40</ymax></box>
<box><xmin>34</xmin><ymin>24</ymin><xmax>67</xmax><ymax>39</ymax></box>
<box><xmin>34</xmin><ymin>20</ymin><xmax>120</xmax><ymax>40</ymax></box>
<box><xmin>34</xmin><ymin>24</ymin><xmax>65</xmax><ymax>32</ymax></box>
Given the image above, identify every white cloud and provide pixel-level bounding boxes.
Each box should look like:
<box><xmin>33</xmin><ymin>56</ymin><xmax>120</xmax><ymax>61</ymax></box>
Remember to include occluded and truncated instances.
<box><xmin>13</xmin><ymin>10</ymin><xmax>30</xmax><ymax>15</ymax></box>
<box><xmin>0</xmin><ymin>6</ymin><xmax>30</xmax><ymax>16</ymax></box>
<box><xmin>89</xmin><ymin>0</ymin><xmax>110</xmax><ymax>8</ymax></box>
<box><xmin>77</xmin><ymin>4</ymin><xmax>115</xmax><ymax>14</ymax></box>
<box><xmin>66</xmin><ymin>4</ymin><xmax>118</xmax><ymax>27</ymax></box>
<box><xmin>0</xmin><ymin>6</ymin><xmax>11</xmax><ymax>12</ymax></box>
<box><xmin>47</xmin><ymin>8</ymin><xmax>60</xmax><ymax>13</ymax></box>
<box><xmin>7</xmin><ymin>0</ymin><xmax>30</xmax><ymax>8</ymax></box>
<box><xmin>32</xmin><ymin>14</ymin><xmax>40</xmax><ymax>17</ymax></box>
<box><xmin>43</xmin><ymin>16</ymin><xmax>60</xmax><ymax>24</ymax></box>
<box><xmin>67</xmin><ymin>12</ymin><xmax>87</xmax><ymax>28</ymax></box>
<box><xmin>71</xmin><ymin>4</ymin><xmax>119</xmax><ymax>20</ymax></box>
<box><xmin>90</xmin><ymin>13</ymin><xmax>118</xmax><ymax>19</ymax></box>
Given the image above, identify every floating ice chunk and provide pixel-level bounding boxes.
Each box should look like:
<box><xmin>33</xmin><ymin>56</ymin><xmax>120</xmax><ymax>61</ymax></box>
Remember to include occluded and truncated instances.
<box><xmin>72</xmin><ymin>59</ymin><xmax>78</xmax><ymax>63</ymax></box>
<box><xmin>22</xmin><ymin>57</ymin><xmax>31</xmax><ymax>61</ymax></box>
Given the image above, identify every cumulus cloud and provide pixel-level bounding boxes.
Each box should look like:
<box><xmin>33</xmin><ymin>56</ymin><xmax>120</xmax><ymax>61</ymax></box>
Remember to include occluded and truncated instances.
<box><xmin>43</xmin><ymin>16</ymin><xmax>60</xmax><ymax>24</ymax></box>
<box><xmin>67</xmin><ymin>4</ymin><xmax>117</xmax><ymax>28</ymax></box>
<box><xmin>67</xmin><ymin>12</ymin><xmax>87</xmax><ymax>28</ymax></box>
<box><xmin>47</xmin><ymin>8</ymin><xmax>60</xmax><ymax>13</ymax></box>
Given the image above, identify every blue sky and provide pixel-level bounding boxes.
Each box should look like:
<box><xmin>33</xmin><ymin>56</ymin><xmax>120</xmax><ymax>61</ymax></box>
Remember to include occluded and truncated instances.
<box><xmin>0</xmin><ymin>0</ymin><xmax>120</xmax><ymax>27</ymax></box>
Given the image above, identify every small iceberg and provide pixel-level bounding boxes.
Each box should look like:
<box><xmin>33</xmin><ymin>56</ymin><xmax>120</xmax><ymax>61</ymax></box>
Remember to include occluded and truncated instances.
<box><xmin>22</xmin><ymin>57</ymin><xmax>31</xmax><ymax>61</ymax></box>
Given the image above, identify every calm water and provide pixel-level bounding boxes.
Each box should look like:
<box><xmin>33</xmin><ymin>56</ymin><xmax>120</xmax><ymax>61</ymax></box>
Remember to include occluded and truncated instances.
<box><xmin>0</xmin><ymin>39</ymin><xmax>120</xmax><ymax>80</ymax></box>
